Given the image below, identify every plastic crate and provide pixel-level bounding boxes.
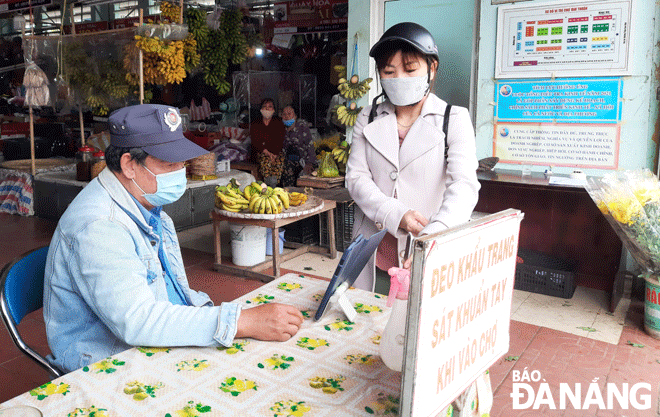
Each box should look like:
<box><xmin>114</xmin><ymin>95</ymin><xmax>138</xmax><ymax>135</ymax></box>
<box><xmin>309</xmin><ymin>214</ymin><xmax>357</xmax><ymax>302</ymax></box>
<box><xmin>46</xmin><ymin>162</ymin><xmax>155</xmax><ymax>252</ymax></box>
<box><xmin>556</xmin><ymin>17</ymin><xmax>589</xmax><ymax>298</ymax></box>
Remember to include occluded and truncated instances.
<box><xmin>283</xmin><ymin>217</ymin><xmax>320</xmax><ymax>245</ymax></box>
<box><xmin>515</xmin><ymin>249</ymin><xmax>577</xmax><ymax>299</ymax></box>
<box><xmin>320</xmin><ymin>201</ymin><xmax>355</xmax><ymax>252</ymax></box>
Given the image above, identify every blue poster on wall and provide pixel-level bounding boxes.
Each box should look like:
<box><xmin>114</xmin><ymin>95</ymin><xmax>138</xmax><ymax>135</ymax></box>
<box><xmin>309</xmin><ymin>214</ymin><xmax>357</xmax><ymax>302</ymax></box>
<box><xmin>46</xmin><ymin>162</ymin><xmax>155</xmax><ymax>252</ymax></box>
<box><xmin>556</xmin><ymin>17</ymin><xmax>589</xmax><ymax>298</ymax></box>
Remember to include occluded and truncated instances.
<box><xmin>494</xmin><ymin>77</ymin><xmax>622</xmax><ymax>124</ymax></box>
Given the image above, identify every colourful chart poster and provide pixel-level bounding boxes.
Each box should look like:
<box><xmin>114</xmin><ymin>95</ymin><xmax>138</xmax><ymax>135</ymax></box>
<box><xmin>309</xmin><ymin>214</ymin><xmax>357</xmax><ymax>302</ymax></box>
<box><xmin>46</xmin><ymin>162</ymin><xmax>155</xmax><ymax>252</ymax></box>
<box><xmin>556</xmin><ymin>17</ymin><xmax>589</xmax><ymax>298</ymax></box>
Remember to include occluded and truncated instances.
<box><xmin>495</xmin><ymin>0</ymin><xmax>633</xmax><ymax>78</ymax></box>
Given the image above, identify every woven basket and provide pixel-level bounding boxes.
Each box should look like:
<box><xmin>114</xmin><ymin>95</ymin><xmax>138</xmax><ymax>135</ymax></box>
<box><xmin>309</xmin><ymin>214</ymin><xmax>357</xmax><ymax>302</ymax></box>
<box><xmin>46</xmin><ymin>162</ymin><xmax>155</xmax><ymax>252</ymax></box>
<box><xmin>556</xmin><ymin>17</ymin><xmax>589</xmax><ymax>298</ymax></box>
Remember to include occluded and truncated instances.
<box><xmin>189</xmin><ymin>152</ymin><xmax>217</xmax><ymax>176</ymax></box>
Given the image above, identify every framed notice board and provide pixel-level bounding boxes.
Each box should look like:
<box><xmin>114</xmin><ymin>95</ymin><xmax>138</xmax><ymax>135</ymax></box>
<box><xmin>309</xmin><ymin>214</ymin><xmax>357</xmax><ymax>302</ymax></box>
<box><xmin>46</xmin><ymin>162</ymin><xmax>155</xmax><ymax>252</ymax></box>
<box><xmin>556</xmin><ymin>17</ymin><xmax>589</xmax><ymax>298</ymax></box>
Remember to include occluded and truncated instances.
<box><xmin>495</xmin><ymin>0</ymin><xmax>633</xmax><ymax>78</ymax></box>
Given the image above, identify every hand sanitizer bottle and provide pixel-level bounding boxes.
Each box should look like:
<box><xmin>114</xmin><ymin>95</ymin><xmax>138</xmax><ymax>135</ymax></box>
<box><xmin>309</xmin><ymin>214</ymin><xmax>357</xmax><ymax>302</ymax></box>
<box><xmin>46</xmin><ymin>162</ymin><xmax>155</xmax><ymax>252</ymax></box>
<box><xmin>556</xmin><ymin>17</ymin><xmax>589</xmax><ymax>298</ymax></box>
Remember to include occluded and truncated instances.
<box><xmin>379</xmin><ymin>267</ymin><xmax>410</xmax><ymax>372</ymax></box>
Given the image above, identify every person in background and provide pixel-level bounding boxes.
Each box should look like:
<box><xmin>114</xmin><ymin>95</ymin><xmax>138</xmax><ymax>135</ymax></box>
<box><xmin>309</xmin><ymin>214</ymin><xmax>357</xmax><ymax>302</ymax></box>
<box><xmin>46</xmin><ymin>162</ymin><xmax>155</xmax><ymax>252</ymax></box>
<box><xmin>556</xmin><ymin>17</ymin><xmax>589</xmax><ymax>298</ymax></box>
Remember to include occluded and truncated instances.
<box><xmin>44</xmin><ymin>104</ymin><xmax>303</xmax><ymax>374</ymax></box>
<box><xmin>280</xmin><ymin>105</ymin><xmax>317</xmax><ymax>186</ymax></box>
<box><xmin>345</xmin><ymin>22</ymin><xmax>480</xmax><ymax>293</ymax></box>
<box><xmin>249</xmin><ymin>98</ymin><xmax>286</xmax><ymax>182</ymax></box>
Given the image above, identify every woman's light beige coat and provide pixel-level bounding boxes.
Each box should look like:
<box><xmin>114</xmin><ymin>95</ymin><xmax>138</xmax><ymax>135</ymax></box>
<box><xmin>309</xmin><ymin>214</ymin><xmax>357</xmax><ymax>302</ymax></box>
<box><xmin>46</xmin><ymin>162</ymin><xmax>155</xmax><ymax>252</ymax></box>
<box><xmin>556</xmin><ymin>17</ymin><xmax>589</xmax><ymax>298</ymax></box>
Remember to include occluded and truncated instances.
<box><xmin>345</xmin><ymin>94</ymin><xmax>480</xmax><ymax>291</ymax></box>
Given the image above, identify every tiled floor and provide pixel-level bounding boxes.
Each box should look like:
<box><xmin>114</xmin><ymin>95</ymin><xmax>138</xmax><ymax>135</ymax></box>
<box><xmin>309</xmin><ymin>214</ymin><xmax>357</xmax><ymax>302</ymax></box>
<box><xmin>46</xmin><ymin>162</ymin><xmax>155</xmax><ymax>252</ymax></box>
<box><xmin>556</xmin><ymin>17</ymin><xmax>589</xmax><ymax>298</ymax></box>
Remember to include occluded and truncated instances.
<box><xmin>1</xmin><ymin>216</ymin><xmax>659</xmax><ymax>416</ymax></box>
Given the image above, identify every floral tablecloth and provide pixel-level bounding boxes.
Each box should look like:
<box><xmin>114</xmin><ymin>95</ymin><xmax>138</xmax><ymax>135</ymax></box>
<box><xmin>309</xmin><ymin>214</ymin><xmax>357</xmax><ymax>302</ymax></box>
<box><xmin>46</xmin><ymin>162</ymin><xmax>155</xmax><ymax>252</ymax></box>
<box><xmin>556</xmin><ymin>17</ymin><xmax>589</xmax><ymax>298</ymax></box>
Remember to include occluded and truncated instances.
<box><xmin>0</xmin><ymin>273</ymin><xmax>489</xmax><ymax>416</ymax></box>
<box><xmin>0</xmin><ymin>274</ymin><xmax>425</xmax><ymax>416</ymax></box>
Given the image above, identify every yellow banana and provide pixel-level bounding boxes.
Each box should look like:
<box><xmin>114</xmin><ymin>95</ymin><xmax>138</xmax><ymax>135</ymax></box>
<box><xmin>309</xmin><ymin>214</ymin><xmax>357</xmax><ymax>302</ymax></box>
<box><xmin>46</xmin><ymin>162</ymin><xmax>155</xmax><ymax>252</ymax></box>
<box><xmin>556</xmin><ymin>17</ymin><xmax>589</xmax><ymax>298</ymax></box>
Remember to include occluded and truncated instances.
<box><xmin>273</xmin><ymin>188</ymin><xmax>290</xmax><ymax>209</ymax></box>
<box><xmin>226</xmin><ymin>188</ymin><xmax>247</xmax><ymax>202</ymax></box>
<box><xmin>223</xmin><ymin>200</ymin><xmax>246</xmax><ymax>210</ymax></box>
<box><xmin>269</xmin><ymin>196</ymin><xmax>281</xmax><ymax>214</ymax></box>
<box><xmin>218</xmin><ymin>192</ymin><xmax>238</xmax><ymax>206</ymax></box>
<box><xmin>221</xmin><ymin>204</ymin><xmax>240</xmax><ymax>212</ymax></box>
<box><xmin>249</xmin><ymin>194</ymin><xmax>260</xmax><ymax>212</ymax></box>
<box><xmin>244</xmin><ymin>186</ymin><xmax>253</xmax><ymax>200</ymax></box>
<box><xmin>264</xmin><ymin>197</ymin><xmax>273</xmax><ymax>214</ymax></box>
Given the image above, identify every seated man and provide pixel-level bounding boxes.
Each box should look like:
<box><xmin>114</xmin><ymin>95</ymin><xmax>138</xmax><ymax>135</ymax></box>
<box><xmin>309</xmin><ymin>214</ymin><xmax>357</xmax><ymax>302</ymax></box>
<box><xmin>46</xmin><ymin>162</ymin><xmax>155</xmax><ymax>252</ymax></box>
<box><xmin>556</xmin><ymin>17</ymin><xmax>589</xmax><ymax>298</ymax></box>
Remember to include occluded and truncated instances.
<box><xmin>44</xmin><ymin>104</ymin><xmax>303</xmax><ymax>373</ymax></box>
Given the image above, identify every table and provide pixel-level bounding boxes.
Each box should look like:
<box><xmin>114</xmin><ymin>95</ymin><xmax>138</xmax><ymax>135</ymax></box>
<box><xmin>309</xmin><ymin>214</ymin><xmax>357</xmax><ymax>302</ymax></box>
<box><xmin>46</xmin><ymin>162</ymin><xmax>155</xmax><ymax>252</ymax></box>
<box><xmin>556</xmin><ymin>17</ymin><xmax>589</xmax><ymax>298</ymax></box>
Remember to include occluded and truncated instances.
<box><xmin>475</xmin><ymin>169</ymin><xmax>624</xmax><ymax>311</ymax></box>
<box><xmin>211</xmin><ymin>200</ymin><xmax>337</xmax><ymax>282</ymax></box>
<box><xmin>0</xmin><ymin>274</ymin><xmax>429</xmax><ymax>416</ymax></box>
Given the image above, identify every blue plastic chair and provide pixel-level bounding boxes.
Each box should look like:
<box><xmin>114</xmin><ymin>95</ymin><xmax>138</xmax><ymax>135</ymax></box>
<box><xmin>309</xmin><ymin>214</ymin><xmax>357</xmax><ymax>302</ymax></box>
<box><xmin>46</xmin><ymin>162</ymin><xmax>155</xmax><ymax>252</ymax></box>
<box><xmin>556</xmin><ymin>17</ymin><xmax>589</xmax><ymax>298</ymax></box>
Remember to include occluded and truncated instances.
<box><xmin>0</xmin><ymin>246</ymin><xmax>62</xmax><ymax>378</ymax></box>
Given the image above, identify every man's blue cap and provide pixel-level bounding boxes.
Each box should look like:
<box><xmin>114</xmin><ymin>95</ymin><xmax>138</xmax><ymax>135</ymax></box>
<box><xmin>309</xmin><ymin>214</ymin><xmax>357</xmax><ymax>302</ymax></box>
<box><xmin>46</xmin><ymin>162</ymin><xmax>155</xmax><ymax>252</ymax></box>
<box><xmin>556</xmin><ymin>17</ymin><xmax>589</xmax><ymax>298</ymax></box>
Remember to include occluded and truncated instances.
<box><xmin>108</xmin><ymin>104</ymin><xmax>207</xmax><ymax>163</ymax></box>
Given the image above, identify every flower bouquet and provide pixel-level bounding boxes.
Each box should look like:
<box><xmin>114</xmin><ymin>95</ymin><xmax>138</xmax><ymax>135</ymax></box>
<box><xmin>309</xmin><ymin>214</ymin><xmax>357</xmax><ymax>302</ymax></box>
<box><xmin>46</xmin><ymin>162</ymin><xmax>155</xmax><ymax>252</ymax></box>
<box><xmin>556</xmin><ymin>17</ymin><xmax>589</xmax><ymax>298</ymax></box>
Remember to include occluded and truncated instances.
<box><xmin>584</xmin><ymin>169</ymin><xmax>660</xmax><ymax>280</ymax></box>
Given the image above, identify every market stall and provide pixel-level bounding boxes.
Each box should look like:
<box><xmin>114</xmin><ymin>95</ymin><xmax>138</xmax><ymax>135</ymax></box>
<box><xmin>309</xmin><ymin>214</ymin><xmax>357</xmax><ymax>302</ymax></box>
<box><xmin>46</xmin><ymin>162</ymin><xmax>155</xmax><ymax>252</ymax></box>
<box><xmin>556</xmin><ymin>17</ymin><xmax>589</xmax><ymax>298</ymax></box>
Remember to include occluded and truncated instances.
<box><xmin>33</xmin><ymin>168</ymin><xmax>255</xmax><ymax>230</ymax></box>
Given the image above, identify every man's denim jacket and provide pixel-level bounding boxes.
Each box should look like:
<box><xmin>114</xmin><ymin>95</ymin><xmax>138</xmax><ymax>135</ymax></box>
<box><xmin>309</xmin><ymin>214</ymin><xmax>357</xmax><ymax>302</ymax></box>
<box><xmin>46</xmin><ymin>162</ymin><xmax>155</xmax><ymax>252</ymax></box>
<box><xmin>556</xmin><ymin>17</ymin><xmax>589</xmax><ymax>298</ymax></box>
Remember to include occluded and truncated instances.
<box><xmin>44</xmin><ymin>167</ymin><xmax>240</xmax><ymax>373</ymax></box>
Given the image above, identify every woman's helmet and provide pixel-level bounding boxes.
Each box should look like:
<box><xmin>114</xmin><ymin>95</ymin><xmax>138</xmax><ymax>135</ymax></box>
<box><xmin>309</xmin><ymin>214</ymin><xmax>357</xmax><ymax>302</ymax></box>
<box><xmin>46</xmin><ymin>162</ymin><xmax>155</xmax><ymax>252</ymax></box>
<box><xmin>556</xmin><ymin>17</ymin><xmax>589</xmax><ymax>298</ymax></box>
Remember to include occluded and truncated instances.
<box><xmin>369</xmin><ymin>22</ymin><xmax>438</xmax><ymax>61</ymax></box>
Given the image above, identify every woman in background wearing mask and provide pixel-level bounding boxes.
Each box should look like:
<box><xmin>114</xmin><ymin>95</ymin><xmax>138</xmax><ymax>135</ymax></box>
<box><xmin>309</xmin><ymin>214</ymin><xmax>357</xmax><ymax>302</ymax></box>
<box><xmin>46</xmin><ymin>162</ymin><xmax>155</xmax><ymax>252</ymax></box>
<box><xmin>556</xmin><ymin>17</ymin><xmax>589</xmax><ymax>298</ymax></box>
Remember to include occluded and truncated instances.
<box><xmin>345</xmin><ymin>22</ymin><xmax>480</xmax><ymax>293</ymax></box>
<box><xmin>280</xmin><ymin>105</ymin><xmax>317</xmax><ymax>186</ymax></box>
<box><xmin>249</xmin><ymin>98</ymin><xmax>286</xmax><ymax>180</ymax></box>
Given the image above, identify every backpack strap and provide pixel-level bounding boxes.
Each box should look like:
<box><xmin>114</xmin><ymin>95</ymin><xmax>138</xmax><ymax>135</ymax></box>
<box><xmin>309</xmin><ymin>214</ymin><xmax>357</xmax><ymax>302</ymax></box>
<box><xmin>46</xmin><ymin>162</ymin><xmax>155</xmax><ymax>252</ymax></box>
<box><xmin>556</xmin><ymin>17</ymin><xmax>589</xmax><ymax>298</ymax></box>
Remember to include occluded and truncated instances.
<box><xmin>367</xmin><ymin>93</ymin><xmax>385</xmax><ymax>124</ymax></box>
<box><xmin>367</xmin><ymin>96</ymin><xmax>452</xmax><ymax>160</ymax></box>
<box><xmin>443</xmin><ymin>104</ymin><xmax>452</xmax><ymax>160</ymax></box>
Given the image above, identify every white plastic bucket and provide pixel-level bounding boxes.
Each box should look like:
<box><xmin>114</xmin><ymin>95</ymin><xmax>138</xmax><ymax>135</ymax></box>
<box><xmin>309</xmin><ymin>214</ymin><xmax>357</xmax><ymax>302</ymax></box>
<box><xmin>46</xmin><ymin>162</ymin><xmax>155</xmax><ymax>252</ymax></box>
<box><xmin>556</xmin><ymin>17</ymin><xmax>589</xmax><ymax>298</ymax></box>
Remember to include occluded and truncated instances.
<box><xmin>229</xmin><ymin>224</ymin><xmax>267</xmax><ymax>266</ymax></box>
<box><xmin>266</xmin><ymin>228</ymin><xmax>285</xmax><ymax>256</ymax></box>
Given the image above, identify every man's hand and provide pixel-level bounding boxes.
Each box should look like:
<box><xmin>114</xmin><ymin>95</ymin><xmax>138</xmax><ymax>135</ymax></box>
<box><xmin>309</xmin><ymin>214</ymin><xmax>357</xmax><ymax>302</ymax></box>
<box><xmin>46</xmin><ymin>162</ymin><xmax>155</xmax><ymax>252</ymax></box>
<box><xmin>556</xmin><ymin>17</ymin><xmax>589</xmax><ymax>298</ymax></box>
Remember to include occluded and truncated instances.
<box><xmin>399</xmin><ymin>210</ymin><xmax>428</xmax><ymax>236</ymax></box>
<box><xmin>235</xmin><ymin>303</ymin><xmax>304</xmax><ymax>342</ymax></box>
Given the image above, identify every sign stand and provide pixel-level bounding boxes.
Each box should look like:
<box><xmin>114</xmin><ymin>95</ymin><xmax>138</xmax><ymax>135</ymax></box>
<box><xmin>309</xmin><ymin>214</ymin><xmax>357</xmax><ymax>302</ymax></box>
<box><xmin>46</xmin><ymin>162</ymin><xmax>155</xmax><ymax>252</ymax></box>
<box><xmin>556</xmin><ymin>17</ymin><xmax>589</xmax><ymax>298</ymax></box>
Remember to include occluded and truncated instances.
<box><xmin>328</xmin><ymin>282</ymin><xmax>357</xmax><ymax>322</ymax></box>
<box><xmin>399</xmin><ymin>209</ymin><xmax>524</xmax><ymax>417</ymax></box>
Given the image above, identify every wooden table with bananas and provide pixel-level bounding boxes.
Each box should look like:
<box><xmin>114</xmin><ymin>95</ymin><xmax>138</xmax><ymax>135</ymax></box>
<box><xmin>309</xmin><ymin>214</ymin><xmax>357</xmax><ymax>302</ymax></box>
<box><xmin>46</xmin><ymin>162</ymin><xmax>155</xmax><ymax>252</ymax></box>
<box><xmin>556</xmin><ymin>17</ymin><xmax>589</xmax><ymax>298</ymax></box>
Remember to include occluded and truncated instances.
<box><xmin>211</xmin><ymin>180</ymin><xmax>337</xmax><ymax>282</ymax></box>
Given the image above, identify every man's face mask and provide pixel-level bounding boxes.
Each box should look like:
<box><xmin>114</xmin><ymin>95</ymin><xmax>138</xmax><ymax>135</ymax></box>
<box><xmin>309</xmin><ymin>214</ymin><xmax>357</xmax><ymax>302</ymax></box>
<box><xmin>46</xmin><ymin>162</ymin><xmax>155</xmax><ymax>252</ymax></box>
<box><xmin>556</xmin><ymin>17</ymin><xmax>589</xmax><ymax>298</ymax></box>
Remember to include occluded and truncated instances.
<box><xmin>133</xmin><ymin>165</ymin><xmax>187</xmax><ymax>206</ymax></box>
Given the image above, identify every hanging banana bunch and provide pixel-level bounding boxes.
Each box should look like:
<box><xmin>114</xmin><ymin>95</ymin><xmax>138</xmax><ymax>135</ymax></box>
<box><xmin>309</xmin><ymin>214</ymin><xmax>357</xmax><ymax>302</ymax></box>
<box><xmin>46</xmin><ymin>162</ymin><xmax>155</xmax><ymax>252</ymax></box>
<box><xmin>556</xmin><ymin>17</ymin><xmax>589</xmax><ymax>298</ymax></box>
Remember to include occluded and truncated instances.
<box><xmin>338</xmin><ymin>75</ymin><xmax>373</xmax><ymax>100</ymax></box>
<box><xmin>159</xmin><ymin>1</ymin><xmax>181</xmax><ymax>24</ymax></box>
<box><xmin>333</xmin><ymin>70</ymin><xmax>373</xmax><ymax>127</ymax></box>
<box><xmin>63</xmin><ymin>42</ymin><xmax>137</xmax><ymax>116</ymax></box>
<box><xmin>333</xmin><ymin>102</ymin><xmax>361</xmax><ymax>127</ymax></box>
<box><xmin>186</xmin><ymin>7</ymin><xmax>249</xmax><ymax>96</ymax></box>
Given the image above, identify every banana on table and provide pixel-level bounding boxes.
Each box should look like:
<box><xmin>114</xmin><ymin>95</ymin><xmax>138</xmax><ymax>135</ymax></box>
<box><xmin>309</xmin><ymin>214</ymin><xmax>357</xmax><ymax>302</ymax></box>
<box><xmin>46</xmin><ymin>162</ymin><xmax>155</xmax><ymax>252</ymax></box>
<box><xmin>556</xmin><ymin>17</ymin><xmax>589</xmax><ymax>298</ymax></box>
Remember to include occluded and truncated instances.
<box><xmin>215</xmin><ymin>179</ymin><xmax>308</xmax><ymax>214</ymax></box>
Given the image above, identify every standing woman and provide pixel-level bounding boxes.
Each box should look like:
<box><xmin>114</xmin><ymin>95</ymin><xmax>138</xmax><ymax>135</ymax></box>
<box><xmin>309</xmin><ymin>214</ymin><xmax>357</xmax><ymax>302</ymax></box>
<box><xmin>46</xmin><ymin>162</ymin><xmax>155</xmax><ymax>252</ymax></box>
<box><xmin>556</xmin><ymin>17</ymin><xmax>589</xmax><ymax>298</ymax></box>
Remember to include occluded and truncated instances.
<box><xmin>346</xmin><ymin>22</ymin><xmax>480</xmax><ymax>292</ymax></box>
<box><xmin>250</xmin><ymin>98</ymin><xmax>286</xmax><ymax>182</ymax></box>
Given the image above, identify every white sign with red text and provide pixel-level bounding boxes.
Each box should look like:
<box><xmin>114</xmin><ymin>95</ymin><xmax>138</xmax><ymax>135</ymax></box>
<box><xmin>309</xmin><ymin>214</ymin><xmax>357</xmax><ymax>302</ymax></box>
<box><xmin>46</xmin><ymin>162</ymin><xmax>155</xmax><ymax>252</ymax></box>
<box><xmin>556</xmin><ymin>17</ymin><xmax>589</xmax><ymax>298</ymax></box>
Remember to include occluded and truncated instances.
<box><xmin>400</xmin><ymin>210</ymin><xmax>523</xmax><ymax>417</ymax></box>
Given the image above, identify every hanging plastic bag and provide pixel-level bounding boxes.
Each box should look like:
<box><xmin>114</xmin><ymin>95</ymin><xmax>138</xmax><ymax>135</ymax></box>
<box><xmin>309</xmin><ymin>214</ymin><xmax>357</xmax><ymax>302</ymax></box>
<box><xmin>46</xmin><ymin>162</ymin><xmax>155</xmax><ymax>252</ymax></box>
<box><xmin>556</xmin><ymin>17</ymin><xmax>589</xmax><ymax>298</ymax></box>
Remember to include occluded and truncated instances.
<box><xmin>23</xmin><ymin>62</ymin><xmax>50</xmax><ymax>107</ymax></box>
<box><xmin>317</xmin><ymin>152</ymin><xmax>339</xmax><ymax>178</ymax></box>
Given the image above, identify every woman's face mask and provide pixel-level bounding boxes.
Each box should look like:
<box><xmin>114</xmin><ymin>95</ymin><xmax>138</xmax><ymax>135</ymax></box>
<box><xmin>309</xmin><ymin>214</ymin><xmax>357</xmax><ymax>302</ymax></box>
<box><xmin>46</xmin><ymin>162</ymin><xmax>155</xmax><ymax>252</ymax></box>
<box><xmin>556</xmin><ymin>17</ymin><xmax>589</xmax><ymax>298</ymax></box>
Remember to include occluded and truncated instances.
<box><xmin>283</xmin><ymin>119</ymin><xmax>295</xmax><ymax>127</ymax></box>
<box><xmin>133</xmin><ymin>166</ymin><xmax>187</xmax><ymax>207</ymax></box>
<box><xmin>261</xmin><ymin>109</ymin><xmax>275</xmax><ymax>119</ymax></box>
<box><xmin>380</xmin><ymin>75</ymin><xmax>429</xmax><ymax>106</ymax></box>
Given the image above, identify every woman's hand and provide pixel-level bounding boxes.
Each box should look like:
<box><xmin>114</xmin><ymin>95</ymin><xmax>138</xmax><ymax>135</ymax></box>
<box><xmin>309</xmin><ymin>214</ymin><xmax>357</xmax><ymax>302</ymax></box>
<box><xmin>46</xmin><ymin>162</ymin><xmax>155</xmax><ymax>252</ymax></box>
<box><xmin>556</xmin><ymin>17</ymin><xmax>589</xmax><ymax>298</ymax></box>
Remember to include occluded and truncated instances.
<box><xmin>399</xmin><ymin>210</ymin><xmax>428</xmax><ymax>236</ymax></box>
<box><xmin>263</xmin><ymin>149</ymin><xmax>275</xmax><ymax>158</ymax></box>
<box><xmin>402</xmin><ymin>256</ymin><xmax>412</xmax><ymax>270</ymax></box>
